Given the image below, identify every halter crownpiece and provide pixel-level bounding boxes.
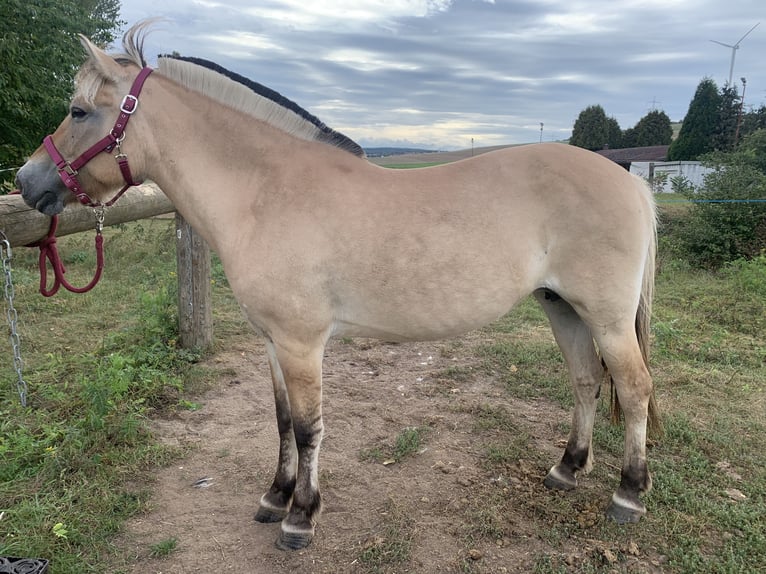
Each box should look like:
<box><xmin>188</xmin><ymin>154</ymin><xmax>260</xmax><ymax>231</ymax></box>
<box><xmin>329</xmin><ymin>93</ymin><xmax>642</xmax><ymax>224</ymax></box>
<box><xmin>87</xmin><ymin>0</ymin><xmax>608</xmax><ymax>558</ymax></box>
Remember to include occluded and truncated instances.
<box><xmin>43</xmin><ymin>66</ymin><xmax>154</xmax><ymax>208</ymax></box>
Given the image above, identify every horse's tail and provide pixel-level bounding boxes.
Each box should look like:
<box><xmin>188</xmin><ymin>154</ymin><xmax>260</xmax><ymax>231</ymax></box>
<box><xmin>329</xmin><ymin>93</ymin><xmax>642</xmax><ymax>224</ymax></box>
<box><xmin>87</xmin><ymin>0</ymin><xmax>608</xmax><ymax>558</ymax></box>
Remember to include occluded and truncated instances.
<box><xmin>610</xmin><ymin>177</ymin><xmax>663</xmax><ymax>437</ymax></box>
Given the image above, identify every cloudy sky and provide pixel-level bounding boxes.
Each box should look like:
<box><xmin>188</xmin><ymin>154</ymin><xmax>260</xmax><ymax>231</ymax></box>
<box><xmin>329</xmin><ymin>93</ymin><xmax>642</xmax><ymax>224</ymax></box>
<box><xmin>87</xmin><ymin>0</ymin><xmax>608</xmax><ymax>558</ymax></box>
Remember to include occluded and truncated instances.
<box><xmin>117</xmin><ymin>0</ymin><xmax>765</xmax><ymax>151</ymax></box>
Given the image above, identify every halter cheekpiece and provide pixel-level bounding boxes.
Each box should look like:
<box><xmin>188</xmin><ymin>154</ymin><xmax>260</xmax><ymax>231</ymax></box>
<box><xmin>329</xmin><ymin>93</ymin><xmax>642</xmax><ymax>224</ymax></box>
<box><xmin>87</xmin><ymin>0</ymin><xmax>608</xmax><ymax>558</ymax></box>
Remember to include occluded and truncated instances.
<box><xmin>43</xmin><ymin>66</ymin><xmax>154</xmax><ymax>207</ymax></box>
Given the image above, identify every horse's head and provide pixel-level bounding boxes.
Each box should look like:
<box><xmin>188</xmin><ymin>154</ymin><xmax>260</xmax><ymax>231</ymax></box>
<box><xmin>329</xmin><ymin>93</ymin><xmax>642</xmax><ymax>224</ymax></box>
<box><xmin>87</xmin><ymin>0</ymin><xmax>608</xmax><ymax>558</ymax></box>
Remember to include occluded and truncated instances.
<box><xmin>16</xmin><ymin>32</ymin><xmax>151</xmax><ymax>215</ymax></box>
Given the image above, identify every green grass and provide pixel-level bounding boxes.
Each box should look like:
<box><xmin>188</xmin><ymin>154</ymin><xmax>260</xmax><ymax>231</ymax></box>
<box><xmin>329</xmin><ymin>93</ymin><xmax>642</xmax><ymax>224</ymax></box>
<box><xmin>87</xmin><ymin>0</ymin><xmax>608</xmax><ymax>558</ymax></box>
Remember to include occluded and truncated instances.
<box><xmin>469</xmin><ymin>205</ymin><xmax>766</xmax><ymax>572</ymax></box>
<box><xmin>360</xmin><ymin>426</ymin><xmax>429</xmax><ymax>464</ymax></box>
<box><xmin>477</xmin><ymin>306</ymin><xmax>571</xmax><ymax>406</ymax></box>
<box><xmin>149</xmin><ymin>537</ymin><xmax>179</xmax><ymax>558</ymax></box>
<box><xmin>0</xmin><ymin>220</ymin><xmax>220</xmax><ymax>572</ymax></box>
<box><xmin>2</xmin><ymin>202</ymin><xmax>765</xmax><ymax>572</ymax></box>
<box><xmin>357</xmin><ymin>498</ymin><xmax>415</xmax><ymax>572</ymax></box>
<box><xmin>381</xmin><ymin>162</ymin><xmax>445</xmax><ymax>169</ymax></box>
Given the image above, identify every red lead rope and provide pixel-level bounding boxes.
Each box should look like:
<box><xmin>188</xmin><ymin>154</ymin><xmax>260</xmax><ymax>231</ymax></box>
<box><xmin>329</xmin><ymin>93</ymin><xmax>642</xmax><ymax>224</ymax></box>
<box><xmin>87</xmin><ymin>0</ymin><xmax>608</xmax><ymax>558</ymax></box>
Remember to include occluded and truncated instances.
<box><xmin>31</xmin><ymin>214</ymin><xmax>105</xmax><ymax>297</ymax></box>
<box><xmin>10</xmin><ymin>190</ymin><xmax>106</xmax><ymax>296</ymax></box>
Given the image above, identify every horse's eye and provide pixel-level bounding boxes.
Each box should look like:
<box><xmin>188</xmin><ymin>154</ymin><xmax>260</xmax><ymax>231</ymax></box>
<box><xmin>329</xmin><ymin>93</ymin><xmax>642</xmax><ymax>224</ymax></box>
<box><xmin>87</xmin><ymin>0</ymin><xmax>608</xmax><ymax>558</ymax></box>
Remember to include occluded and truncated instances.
<box><xmin>70</xmin><ymin>107</ymin><xmax>88</xmax><ymax>120</ymax></box>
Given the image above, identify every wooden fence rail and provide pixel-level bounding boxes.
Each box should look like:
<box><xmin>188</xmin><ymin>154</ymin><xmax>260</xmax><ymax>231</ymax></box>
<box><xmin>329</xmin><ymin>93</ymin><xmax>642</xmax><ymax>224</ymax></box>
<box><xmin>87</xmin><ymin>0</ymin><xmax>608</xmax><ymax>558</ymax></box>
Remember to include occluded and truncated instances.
<box><xmin>0</xmin><ymin>184</ymin><xmax>213</xmax><ymax>349</ymax></box>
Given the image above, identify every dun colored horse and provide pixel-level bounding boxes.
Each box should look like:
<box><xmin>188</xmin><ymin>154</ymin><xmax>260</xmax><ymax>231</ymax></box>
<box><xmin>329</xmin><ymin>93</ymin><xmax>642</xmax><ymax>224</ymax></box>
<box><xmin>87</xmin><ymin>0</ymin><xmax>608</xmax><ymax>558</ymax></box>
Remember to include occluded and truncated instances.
<box><xmin>16</xmin><ymin>23</ymin><xmax>660</xmax><ymax>550</ymax></box>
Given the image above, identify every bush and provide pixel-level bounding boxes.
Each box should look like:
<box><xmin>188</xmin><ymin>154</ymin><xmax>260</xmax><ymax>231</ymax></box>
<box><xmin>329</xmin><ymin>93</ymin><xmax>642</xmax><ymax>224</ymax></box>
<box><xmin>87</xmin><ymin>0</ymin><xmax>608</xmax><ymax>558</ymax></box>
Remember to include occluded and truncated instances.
<box><xmin>722</xmin><ymin>253</ymin><xmax>766</xmax><ymax>299</ymax></box>
<box><xmin>674</xmin><ymin>131</ymin><xmax>766</xmax><ymax>268</ymax></box>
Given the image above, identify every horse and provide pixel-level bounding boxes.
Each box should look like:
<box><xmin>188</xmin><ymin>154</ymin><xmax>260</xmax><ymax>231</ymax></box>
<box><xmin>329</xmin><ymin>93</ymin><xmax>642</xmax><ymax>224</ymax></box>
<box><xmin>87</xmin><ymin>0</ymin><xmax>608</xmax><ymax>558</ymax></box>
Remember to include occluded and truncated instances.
<box><xmin>16</xmin><ymin>22</ymin><xmax>660</xmax><ymax>551</ymax></box>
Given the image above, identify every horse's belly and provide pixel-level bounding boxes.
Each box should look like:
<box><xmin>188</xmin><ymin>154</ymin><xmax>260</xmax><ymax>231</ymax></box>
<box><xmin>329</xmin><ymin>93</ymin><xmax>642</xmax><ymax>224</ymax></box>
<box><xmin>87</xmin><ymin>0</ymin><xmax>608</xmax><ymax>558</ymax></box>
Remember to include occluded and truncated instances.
<box><xmin>332</xmin><ymin>290</ymin><xmax>522</xmax><ymax>342</ymax></box>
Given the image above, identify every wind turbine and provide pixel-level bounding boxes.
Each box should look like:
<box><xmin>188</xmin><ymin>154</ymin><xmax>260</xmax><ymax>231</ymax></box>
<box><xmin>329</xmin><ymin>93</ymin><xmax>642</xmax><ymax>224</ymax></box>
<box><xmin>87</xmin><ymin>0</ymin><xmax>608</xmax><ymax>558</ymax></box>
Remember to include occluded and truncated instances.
<box><xmin>710</xmin><ymin>22</ymin><xmax>760</xmax><ymax>86</ymax></box>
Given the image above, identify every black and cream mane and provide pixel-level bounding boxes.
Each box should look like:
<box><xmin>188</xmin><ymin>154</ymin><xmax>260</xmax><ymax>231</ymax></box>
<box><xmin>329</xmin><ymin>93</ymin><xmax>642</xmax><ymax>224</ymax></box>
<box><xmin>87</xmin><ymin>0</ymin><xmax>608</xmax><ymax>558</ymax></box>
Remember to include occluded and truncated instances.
<box><xmin>104</xmin><ymin>22</ymin><xmax>365</xmax><ymax>158</ymax></box>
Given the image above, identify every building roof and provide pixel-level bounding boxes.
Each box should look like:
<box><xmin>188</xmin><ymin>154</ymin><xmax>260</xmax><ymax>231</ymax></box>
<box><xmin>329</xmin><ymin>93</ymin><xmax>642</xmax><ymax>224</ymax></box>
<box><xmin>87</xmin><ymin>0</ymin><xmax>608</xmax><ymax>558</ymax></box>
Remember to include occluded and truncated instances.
<box><xmin>595</xmin><ymin>145</ymin><xmax>669</xmax><ymax>164</ymax></box>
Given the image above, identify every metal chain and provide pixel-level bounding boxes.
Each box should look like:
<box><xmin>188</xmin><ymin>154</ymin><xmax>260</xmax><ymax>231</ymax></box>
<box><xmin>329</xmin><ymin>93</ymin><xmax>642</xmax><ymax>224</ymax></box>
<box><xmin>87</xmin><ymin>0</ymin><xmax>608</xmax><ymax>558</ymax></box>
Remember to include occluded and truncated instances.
<box><xmin>0</xmin><ymin>231</ymin><xmax>28</xmax><ymax>407</ymax></box>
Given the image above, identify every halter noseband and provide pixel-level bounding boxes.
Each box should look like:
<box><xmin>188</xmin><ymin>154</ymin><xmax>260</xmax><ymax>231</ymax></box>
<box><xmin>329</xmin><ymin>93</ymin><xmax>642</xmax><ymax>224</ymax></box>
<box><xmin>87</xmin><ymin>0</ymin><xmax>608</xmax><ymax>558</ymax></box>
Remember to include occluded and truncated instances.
<box><xmin>43</xmin><ymin>66</ymin><xmax>154</xmax><ymax>208</ymax></box>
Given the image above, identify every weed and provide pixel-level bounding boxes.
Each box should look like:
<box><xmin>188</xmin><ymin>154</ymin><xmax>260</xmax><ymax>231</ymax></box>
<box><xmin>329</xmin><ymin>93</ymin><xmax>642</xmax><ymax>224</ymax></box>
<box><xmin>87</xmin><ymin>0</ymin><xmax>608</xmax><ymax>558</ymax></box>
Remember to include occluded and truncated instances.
<box><xmin>149</xmin><ymin>537</ymin><xmax>179</xmax><ymax>558</ymax></box>
<box><xmin>359</xmin><ymin>426</ymin><xmax>428</xmax><ymax>465</ymax></box>
<box><xmin>392</xmin><ymin>427</ymin><xmax>425</xmax><ymax>461</ymax></box>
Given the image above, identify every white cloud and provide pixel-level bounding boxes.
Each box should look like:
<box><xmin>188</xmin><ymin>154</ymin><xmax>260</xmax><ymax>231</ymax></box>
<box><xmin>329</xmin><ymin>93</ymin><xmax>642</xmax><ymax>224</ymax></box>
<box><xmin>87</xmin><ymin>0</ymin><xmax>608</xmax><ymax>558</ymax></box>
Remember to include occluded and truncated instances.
<box><xmin>118</xmin><ymin>0</ymin><xmax>766</xmax><ymax>149</ymax></box>
<box><xmin>243</xmin><ymin>0</ymin><xmax>455</xmax><ymax>30</ymax></box>
<box><xmin>325</xmin><ymin>49</ymin><xmax>421</xmax><ymax>71</ymax></box>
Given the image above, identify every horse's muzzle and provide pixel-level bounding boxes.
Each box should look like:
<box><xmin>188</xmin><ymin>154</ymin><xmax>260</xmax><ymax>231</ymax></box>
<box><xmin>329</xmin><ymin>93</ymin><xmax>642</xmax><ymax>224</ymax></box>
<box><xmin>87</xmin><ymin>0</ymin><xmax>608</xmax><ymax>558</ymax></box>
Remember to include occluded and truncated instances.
<box><xmin>15</xmin><ymin>167</ymin><xmax>66</xmax><ymax>216</ymax></box>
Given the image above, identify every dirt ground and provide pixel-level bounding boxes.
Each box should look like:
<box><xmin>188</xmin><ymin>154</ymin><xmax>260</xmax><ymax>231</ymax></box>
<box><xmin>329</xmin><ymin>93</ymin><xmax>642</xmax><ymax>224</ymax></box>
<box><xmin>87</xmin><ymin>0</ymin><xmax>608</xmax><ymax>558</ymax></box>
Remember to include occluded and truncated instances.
<box><xmin>116</xmin><ymin>332</ymin><xmax>663</xmax><ymax>574</ymax></box>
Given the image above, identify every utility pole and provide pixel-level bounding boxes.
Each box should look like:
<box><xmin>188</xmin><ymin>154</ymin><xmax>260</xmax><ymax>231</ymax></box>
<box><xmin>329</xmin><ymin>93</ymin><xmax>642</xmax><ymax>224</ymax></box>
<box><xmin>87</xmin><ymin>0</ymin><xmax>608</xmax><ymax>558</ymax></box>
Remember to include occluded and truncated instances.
<box><xmin>734</xmin><ymin>77</ymin><xmax>747</xmax><ymax>145</ymax></box>
<box><xmin>539</xmin><ymin>122</ymin><xmax>544</xmax><ymax>143</ymax></box>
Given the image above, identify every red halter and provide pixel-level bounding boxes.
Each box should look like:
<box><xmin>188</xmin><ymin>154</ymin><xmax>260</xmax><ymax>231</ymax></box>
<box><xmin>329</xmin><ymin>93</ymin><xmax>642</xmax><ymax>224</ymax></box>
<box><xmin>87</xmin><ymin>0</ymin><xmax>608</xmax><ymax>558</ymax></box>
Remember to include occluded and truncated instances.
<box><xmin>34</xmin><ymin>67</ymin><xmax>153</xmax><ymax>296</ymax></box>
<box><xmin>43</xmin><ymin>66</ymin><xmax>153</xmax><ymax>207</ymax></box>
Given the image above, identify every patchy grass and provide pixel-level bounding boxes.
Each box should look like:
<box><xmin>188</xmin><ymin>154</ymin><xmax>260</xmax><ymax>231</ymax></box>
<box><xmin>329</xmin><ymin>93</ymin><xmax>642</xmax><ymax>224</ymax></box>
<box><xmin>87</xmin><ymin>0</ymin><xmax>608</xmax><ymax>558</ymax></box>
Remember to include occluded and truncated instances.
<box><xmin>3</xmin><ymin>199</ymin><xmax>765</xmax><ymax>572</ymax></box>
<box><xmin>467</xmin><ymin>203</ymin><xmax>766</xmax><ymax>572</ymax></box>
<box><xmin>149</xmin><ymin>537</ymin><xmax>179</xmax><ymax>558</ymax></box>
<box><xmin>360</xmin><ymin>426</ymin><xmax>429</xmax><ymax>464</ymax></box>
<box><xmin>357</xmin><ymin>498</ymin><xmax>416</xmax><ymax>572</ymax></box>
<box><xmin>0</xmin><ymin>219</ymin><xmax>223</xmax><ymax>573</ymax></box>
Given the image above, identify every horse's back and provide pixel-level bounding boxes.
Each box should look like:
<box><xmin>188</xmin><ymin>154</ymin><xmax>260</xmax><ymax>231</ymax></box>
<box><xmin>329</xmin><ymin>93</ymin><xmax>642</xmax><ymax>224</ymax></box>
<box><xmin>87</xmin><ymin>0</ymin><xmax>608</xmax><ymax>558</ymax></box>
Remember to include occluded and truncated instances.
<box><xmin>317</xmin><ymin>144</ymin><xmax>654</xmax><ymax>341</ymax></box>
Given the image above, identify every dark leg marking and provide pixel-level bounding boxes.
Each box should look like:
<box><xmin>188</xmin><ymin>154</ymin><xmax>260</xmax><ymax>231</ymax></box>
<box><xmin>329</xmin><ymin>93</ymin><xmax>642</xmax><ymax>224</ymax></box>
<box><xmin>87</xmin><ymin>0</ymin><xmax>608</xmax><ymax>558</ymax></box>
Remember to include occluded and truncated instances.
<box><xmin>543</xmin><ymin>446</ymin><xmax>590</xmax><ymax>491</ymax></box>
<box><xmin>606</xmin><ymin>461</ymin><xmax>651</xmax><ymax>524</ymax></box>
<box><xmin>256</xmin><ymin>343</ymin><xmax>298</xmax><ymax>524</ymax></box>
<box><xmin>276</xmin><ymin>416</ymin><xmax>324</xmax><ymax>550</ymax></box>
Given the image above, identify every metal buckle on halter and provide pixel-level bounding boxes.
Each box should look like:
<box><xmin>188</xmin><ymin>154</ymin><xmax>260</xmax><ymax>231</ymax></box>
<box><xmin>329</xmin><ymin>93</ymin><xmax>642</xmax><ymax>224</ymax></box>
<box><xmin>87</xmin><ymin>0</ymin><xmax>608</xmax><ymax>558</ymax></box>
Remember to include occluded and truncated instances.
<box><xmin>120</xmin><ymin>94</ymin><xmax>139</xmax><ymax>114</ymax></box>
<box><xmin>62</xmin><ymin>163</ymin><xmax>78</xmax><ymax>176</ymax></box>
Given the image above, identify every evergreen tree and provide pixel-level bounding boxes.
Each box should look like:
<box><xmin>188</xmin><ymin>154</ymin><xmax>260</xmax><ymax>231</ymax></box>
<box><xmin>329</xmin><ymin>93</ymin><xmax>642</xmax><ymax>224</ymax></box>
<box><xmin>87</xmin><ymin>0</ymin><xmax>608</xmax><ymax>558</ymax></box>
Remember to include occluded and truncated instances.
<box><xmin>668</xmin><ymin>78</ymin><xmax>722</xmax><ymax>160</ymax></box>
<box><xmin>570</xmin><ymin>105</ymin><xmax>621</xmax><ymax>151</ymax></box>
<box><xmin>0</xmin><ymin>0</ymin><xmax>123</xmax><ymax>183</ymax></box>
<box><xmin>628</xmin><ymin>110</ymin><xmax>673</xmax><ymax>147</ymax></box>
<box><xmin>606</xmin><ymin>116</ymin><xmax>623</xmax><ymax>149</ymax></box>
<box><xmin>622</xmin><ymin>126</ymin><xmax>637</xmax><ymax>148</ymax></box>
<box><xmin>712</xmin><ymin>83</ymin><xmax>740</xmax><ymax>152</ymax></box>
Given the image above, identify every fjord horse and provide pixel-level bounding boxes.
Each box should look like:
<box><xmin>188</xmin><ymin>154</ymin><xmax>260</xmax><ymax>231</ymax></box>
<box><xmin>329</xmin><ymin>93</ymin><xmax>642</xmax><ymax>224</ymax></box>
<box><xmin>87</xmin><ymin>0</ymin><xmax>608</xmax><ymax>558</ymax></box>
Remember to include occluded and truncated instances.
<box><xmin>16</xmin><ymin>23</ymin><xmax>660</xmax><ymax>550</ymax></box>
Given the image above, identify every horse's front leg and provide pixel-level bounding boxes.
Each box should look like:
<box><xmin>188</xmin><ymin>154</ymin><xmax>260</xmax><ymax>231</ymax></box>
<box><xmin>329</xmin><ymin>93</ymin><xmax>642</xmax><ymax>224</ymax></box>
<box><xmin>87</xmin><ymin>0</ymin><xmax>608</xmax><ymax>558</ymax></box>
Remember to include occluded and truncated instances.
<box><xmin>255</xmin><ymin>341</ymin><xmax>298</xmax><ymax>523</ymax></box>
<box><xmin>259</xmin><ymin>339</ymin><xmax>325</xmax><ymax>550</ymax></box>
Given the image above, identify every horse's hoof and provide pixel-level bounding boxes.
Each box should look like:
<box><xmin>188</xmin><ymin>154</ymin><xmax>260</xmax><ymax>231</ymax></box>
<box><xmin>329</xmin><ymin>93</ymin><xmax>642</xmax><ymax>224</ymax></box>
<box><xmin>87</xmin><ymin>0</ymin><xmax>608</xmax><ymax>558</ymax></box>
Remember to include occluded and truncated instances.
<box><xmin>254</xmin><ymin>505</ymin><xmax>288</xmax><ymax>523</ymax></box>
<box><xmin>543</xmin><ymin>465</ymin><xmax>577</xmax><ymax>491</ymax></box>
<box><xmin>275</xmin><ymin>528</ymin><xmax>313</xmax><ymax>550</ymax></box>
<box><xmin>605</xmin><ymin>494</ymin><xmax>646</xmax><ymax>524</ymax></box>
<box><xmin>255</xmin><ymin>494</ymin><xmax>290</xmax><ymax>523</ymax></box>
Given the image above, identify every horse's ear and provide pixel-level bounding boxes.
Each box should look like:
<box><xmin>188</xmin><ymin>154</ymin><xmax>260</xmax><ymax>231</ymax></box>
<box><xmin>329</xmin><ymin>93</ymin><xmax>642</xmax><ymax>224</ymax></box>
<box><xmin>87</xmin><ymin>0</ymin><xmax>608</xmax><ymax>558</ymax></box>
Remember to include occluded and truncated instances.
<box><xmin>78</xmin><ymin>35</ymin><xmax>122</xmax><ymax>81</ymax></box>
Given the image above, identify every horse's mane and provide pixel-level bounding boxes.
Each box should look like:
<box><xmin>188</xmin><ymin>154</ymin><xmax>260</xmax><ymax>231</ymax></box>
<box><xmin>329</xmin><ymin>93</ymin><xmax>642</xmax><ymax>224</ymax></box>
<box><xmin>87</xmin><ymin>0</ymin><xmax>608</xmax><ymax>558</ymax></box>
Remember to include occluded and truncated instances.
<box><xmin>157</xmin><ymin>55</ymin><xmax>365</xmax><ymax>157</ymax></box>
<box><xmin>92</xmin><ymin>21</ymin><xmax>365</xmax><ymax>158</ymax></box>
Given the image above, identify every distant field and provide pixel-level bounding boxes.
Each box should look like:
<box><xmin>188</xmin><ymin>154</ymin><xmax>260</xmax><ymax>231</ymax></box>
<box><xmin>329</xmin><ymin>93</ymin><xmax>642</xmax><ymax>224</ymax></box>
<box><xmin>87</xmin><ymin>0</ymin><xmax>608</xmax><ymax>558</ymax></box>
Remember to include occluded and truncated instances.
<box><xmin>368</xmin><ymin>144</ymin><xmax>518</xmax><ymax>166</ymax></box>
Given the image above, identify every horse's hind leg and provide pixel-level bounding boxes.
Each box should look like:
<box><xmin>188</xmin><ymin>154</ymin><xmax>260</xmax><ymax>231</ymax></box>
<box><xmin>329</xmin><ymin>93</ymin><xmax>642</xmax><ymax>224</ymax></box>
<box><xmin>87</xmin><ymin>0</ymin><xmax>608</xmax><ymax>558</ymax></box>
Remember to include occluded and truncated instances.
<box><xmin>534</xmin><ymin>291</ymin><xmax>603</xmax><ymax>491</ymax></box>
<box><xmin>596</xmin><ymin>328</ymin><xmax>654</xmax><ymax>523</ymax></box>
<box><xmin>254</xmin><ymin>341</ymin><xmax>298</xmax><ymax>524</ymax></box>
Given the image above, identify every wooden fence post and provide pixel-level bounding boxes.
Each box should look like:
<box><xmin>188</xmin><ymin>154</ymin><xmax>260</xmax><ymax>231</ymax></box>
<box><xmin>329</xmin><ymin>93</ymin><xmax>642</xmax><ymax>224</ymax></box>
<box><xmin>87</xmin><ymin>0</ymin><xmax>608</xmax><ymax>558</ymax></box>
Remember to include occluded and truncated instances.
<box><xmin>0</xmin><ymin>188</ymin><xmax>214</xmax><ymax>349</ymax></box>
<box><xmin>175</xmin><ymin>213</ymin><xmax>213</xmax><ymax>350</ymax></box>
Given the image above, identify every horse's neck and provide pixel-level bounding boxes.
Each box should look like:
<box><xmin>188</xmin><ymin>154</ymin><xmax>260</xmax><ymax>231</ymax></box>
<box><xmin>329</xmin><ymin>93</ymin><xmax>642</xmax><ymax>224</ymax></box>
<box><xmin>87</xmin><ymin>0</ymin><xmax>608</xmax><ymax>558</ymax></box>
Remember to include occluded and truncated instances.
<box><xmin>142</xmin><ymin>78</ymin><xmax>296</xmax><ymax>249</ymax></box>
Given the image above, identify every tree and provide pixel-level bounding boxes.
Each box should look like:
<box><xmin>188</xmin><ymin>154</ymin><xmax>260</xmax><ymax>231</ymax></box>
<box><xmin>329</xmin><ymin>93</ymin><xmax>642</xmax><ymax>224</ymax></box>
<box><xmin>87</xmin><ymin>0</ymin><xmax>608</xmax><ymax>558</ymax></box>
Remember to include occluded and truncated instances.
<box><xmin>570</xmin><ymin>105</ymin><xmax>622</xmax><ymax>151</ymax></box>
<box><xmin>606</xmin><ymin>116</ymin><xmax>622</xmax><ymax>150</ymax></box>
<box><xmin>0</xmin><ymin>0</ymin><xmax>123</xmax><ymax>184</ymax></box>
<box><xmin>740</xmin><ymin>104</ymin><xmax>766</xmax><ymax>140</ymax></box>
<box><xmin>712</xmin><ymin>83</ymin><xmax>740</xmax><ymax>153</ymax></box>
<box><xmin>624</xmin><ymin>110</ymin><xmax>673</xmax><ymax>147</ymax></box>
<box><xmin>667</xmin><ymin>78</ymin><xmax>721</xmax><ymax>161</ymax></box>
